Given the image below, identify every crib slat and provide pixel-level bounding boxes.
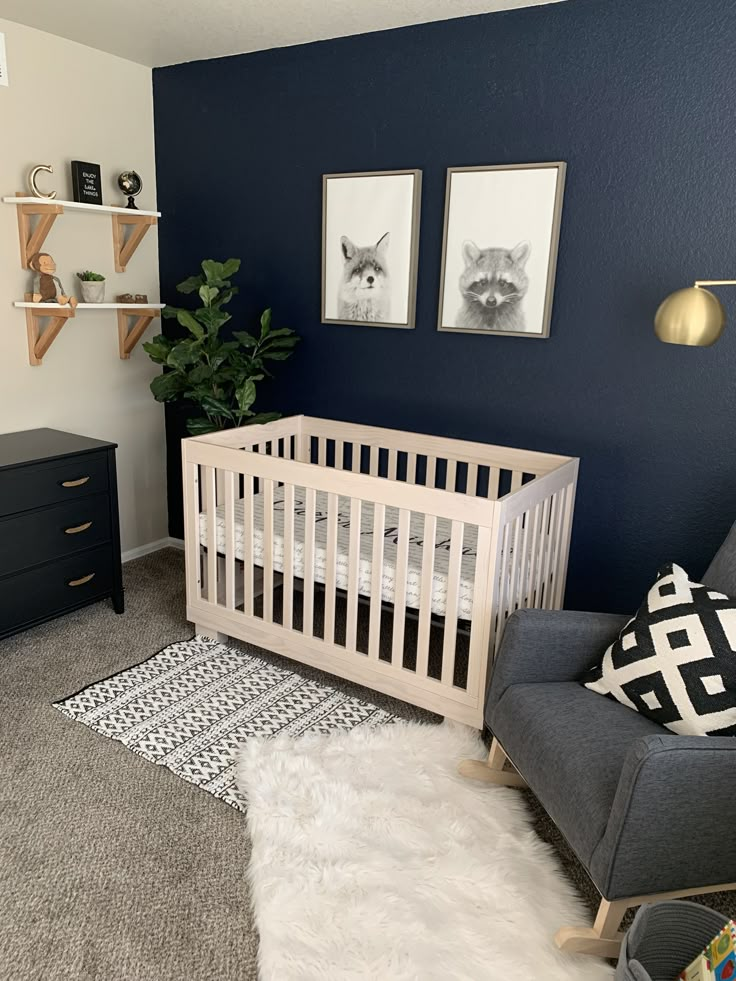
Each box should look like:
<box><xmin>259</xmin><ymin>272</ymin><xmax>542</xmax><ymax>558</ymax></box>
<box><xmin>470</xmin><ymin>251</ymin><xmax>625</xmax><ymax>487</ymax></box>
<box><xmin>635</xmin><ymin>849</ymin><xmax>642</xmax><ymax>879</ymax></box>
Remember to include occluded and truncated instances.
<box><xmin>487</xmin><ymin>467</ymin><xmax>500</xmax><ymax>500</ymax></box>
<box><xmin>369</xmin><ymin>445</ymin><xmax>379</xmax><ymax>476</ymax></box>
<box><xmin>406</xmin><ymin>452</ymin><xmax>417</xmax><ymax>485</ymax></box>
<box><xmin>440</xmin><ymin>520</ymin><xmax>464</xmax><ymax>686</ymax></box>
<box><xmin>387</xmin><ymin>450</ymin><xmax>398</xmax><ymax>481</ymax></box>
<box><xmin>507</xmin><ymin>514</ymin><xmax>522</xmax><ymax>616</ymax></box>
<box><xmin>297</xmin><ymin>430</ymin><xmax>309</xmax><ymax>463</ymax></box>
<box><xmin>335</xmin><ymin>438</ymin><xmax>344</xmax><ymax>471</ymax></box>
<box><xmin>540</xmin><ymin>493</ymin><xmax>557</xmax><ymax>609</ymax></box>
<box><xmin>351</xmin><ymin>443</ymin><xmax>362</xmax><ymax>474</ymax></box>
<box><xmin>224</xmin><ymin>470</ymin><xmax>236</xmax><ymax>610</ymax></box>
<box><xmin>511</xmin><ymin>471</ymin><xmax>524</xmax><ymax>493</ymax></box>
<box><xmin>533</xmin><ymin>496</ymin><xmax>551</xmax><ymax>608</ymax></box>
<box><xmin>526</xmin><ymin>501</ymin><xmax>542</xmax><ymax>607</ymax></box>
<box><xmin>553</xmin><ymin>484</ymin><xmax>575</xmax><ymax>607</ymax></box>
<box><xmin>368</xmin><ymin>502</ymin><xmax>386</xmax><ymax>660</ymax></box>
<box><xmin>416</xmin><ymin>512</ymin><xmax>437</xmax><ymax>679</ymax></box>
<box><xmin>466</xmin><ymin>463</ymin><xmax>478</xmax><ymax>497</ymax></box>
<box><xmin>542</xmin><ymin>493</ymin><xmax>560</xmax><ymax>609</ymax></box>
<box><xmin>263</xmin><ymin>478</ymin><xmax>274</xmax><ymax>622</ymax></box>
<box><xmin>346</xmin><ymin>498</ymin><xmax>362</xmax><ymax>652</ymax></box>
<box><xmin>550</xmin><ymin>487</ymin><xmax>568</xmax><ymax>607</ymax></box>
<box><xmin>467</xmin><ymin>524</ymin><xmax>493</xmax><ymax>694</ymax></box>
<box><xmin>204</xmin><ymin>466</ymin><xmax>217</xmax><ymax>603</ymax></box>
<box><xmin>303</xmin><ymin>487</ymin><xmax>316</xmax><ymax>637</ymax></box>
<box><xmin>426</xmin><ymin>456</ymin><xmax>437</xmax><ymax>488</ymax></box>
<box><xmin>317</xmin><ymin>438</ymin><xmax>327</xmax><ymax>468</ymax></box>
<box><xmin>283</xmin><ymin>483</ymin><xmax>295</xmax><ymax>629</ymax></box>
<box><xmin>243</xmin><ymin>476</ymin><xmax>254</xmax><ymax>616</ymax></box>
<box><xmin>390</xmin><ymin>508</ymin><xmax>411</xmax><ymax>666</ymax></box>
<box><xmin>518</xmin><ymin>511</ymin><xmax>532</xmax><ymax>610</ymax></box>
<box><xmin>494</xmin><ymin>521</ymin><xmax>511</xmax><ymax>656</ymax></box>
<box><xmin>185</xmin><ymin>463</ymin><xmax>201</xmax><ymax>602</ymax></box>
<box><xmin>446</xmin><ymin>459</ymin><xmax>457</xmax><ymax>493</ymax></box>
<box><xmin>324</xmin><ymin>492</ymin><xmax>338</xmax><ymax>645</ymax></box>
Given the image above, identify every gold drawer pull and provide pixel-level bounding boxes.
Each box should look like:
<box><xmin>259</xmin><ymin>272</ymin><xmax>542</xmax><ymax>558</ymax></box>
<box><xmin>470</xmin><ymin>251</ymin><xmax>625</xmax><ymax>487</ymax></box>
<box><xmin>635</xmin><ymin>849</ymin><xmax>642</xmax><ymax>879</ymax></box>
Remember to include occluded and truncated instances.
<box><xmin>68</xmin><ymin>573</ymin><xmax>95</xmax><ymax>587</ymax></box>
<box><xmin>61</xmin><ymin>476</ymin><xmax>90</xmax><ymax>488</ymax></box>
<box><xmin>64</xmin><ymin>521</ymin><xmax>93</xmax><ymax>535</ymax></box>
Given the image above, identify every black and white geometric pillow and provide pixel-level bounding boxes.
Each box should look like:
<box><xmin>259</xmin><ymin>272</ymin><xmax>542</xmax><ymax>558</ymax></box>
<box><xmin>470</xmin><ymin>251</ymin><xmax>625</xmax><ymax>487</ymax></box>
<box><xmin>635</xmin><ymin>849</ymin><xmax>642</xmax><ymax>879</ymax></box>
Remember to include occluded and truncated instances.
<box><xmin>583</xmin><ymin>563</ymin><xmax>736</xmax><ymax>737</ymax></box>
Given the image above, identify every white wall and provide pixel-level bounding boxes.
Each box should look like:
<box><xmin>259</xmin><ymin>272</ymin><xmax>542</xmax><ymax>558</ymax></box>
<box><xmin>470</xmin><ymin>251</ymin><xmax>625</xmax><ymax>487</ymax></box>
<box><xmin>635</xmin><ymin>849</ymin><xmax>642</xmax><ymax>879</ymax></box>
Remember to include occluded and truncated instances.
<box><xmin>0</xmin><ymin>19</ymin><xmax>167</xmax><ymax>553</ymax></box>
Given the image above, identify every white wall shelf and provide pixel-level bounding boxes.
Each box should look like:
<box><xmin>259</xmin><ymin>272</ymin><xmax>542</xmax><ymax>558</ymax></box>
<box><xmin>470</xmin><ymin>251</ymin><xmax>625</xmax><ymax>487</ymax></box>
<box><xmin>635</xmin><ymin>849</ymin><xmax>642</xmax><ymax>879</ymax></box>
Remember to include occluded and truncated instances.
<box><xmin>14</xmin><ymin>302</ymin><xmax>165</xmax><ymax>311</ymax></box>
<box><xmin>3</xmin><ymin>192</ymin><xmax>160</xmax><ymax>271</ymax></box>
<box><xmin>17</xmin><ymin>299</ymin><xmax>164</xmax><ymax>366</ymax></box>
<box><xmin>2</xmin><ymin>196</ymin><xmax>161</xmax><ymax>218</ymax></box>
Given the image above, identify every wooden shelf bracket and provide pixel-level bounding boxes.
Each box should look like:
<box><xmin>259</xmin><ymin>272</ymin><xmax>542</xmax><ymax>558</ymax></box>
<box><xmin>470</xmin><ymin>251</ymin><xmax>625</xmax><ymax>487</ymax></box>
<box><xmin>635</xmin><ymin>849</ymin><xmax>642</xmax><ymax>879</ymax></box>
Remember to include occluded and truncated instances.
<box><xmin>117</xmin><ymin>307</ymin><xmax>161</xmax><ymax>359</ymax></box>
<box><xmin>25</xmin><ymin>301</ymin><xmax>76</xmax><ymax>366</ymax></box>
<box><xmin>111</xmin><ymin>213</ymin><xmax>157</xmax><ymax>272</ymax></box>
<box><xmin>15</xmin><ymin>192</ymin><xmax>64</xmax><ymax>269</ymax></box>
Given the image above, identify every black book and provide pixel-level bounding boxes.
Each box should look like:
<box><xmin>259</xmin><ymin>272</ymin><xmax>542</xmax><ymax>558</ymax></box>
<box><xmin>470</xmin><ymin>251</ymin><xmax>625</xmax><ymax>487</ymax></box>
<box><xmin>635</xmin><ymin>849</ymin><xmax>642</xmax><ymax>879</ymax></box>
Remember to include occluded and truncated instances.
<box><xmin>71</xmin><ymin>161</ymin><xmax>103</xmax><ymax>205</ymax></box>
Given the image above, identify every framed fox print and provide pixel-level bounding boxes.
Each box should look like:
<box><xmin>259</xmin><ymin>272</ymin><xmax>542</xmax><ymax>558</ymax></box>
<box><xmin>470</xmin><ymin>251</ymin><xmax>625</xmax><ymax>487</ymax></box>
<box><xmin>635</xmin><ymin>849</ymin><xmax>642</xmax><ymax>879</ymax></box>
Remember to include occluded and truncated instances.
<box><xmin>437</xmin><ymin>162</ymin><xmax>566</xmax><ymax>338</ymax></box>
<box><xmin>322</xmin><ymin>170</ymin><xmax>422</xmax><ymax>329</ymax></box>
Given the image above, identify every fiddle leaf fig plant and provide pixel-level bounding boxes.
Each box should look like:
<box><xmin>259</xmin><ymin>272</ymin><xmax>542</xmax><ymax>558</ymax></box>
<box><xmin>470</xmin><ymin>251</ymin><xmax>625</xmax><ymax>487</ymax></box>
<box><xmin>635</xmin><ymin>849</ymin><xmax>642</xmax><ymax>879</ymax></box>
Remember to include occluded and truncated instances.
<box><xmin>143</xmin><ymin>258</ymin><xmax>299</xmax><ymax>436</ymax></box>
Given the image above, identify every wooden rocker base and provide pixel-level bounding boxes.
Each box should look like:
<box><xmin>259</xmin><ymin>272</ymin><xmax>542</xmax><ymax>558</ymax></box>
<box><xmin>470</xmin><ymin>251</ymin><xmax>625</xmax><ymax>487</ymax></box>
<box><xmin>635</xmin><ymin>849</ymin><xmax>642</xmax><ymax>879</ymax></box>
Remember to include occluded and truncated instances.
<box><xmin>458</xmin><ymin>737</ymin><xmax>528</xmax><ymax>788</ymax></box>
<box><xmin>555</xmin><ymin>882</ymin><xmax>736</xmax><ymax>959</ymax></box>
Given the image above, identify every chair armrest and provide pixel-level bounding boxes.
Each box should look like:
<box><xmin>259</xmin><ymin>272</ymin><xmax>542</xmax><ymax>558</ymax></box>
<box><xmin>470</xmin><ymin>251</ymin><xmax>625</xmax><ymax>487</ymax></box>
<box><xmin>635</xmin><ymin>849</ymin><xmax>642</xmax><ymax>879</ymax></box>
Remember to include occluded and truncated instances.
<box><xmin>486</xmin><ymin>608</ymin><xmax>628</xmax><ymax>719</ymax></box>
<box><xmin>591</xmin><ymin>733</ymin><xmax>736</xmax><ymax>899</ymax></box>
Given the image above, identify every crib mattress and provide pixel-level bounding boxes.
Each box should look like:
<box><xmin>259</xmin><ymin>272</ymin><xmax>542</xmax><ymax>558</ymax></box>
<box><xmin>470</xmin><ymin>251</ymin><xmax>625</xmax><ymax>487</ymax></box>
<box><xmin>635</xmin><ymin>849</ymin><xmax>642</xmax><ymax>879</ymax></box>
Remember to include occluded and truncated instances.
<box><xmin>198</xmin><ymin>487</ymin><xmax>482</xmax><ymax>620</ymax></box>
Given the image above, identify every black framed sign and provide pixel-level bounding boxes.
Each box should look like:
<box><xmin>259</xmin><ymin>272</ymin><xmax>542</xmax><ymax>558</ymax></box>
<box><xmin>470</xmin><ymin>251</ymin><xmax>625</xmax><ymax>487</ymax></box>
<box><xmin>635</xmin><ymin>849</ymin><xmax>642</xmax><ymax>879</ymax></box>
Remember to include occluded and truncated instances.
<box><xmin>71</xmin><ymin>161</ymin><xmax>103</xmax><ymax>206</ymax></box>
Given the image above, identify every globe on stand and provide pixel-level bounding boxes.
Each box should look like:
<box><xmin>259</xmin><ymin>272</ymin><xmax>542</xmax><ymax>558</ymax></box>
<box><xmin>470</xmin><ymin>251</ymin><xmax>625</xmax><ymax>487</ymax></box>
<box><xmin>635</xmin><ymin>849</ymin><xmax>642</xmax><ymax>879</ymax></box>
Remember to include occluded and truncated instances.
<box><xmin>117</xmin><ymin>171</ymin><xmax>143</xmax><ymax>210</ymax></box>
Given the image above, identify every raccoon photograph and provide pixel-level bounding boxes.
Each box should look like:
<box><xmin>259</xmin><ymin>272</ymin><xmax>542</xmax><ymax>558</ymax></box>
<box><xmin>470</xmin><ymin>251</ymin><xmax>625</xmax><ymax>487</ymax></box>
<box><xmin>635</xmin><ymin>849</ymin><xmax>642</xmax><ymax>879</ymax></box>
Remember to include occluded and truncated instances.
<box><xmin>438</xmin><ymin>163</ymin><xmax>566</xmax><ymax>338</ymax></box>
<box><xmin>322</xmin><ymin>170</ymin><xmax>422</xmax><ymax>329</ymax></box>
<box><xmin>456</xmin><ymin>240</ymin><xmax>531</xmax><ymax>333</ymax></box>
<box><xmin>337</xmin><ymin>232</ymin><xmax>391</xmax><ymax>323</ymax></box>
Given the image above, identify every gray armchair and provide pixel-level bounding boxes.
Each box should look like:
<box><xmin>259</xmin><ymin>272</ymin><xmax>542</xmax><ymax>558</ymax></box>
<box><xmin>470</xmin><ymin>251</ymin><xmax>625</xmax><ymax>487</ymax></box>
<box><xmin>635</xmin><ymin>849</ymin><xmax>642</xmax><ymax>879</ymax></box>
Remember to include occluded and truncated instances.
<box><xmin>460</xmin><ymin>523</ymin><xmax>736</xmax><ymax>958</ymax></box>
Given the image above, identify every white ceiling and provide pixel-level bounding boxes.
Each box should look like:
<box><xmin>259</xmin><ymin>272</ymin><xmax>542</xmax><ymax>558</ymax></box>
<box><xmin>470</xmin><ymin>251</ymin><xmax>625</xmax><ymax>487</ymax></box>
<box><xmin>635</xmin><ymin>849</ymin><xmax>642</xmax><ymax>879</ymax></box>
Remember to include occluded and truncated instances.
<box><xmin>0</xmin><ymin>0</ymin><xmax>568</xmax><ymax>68</ymax></box>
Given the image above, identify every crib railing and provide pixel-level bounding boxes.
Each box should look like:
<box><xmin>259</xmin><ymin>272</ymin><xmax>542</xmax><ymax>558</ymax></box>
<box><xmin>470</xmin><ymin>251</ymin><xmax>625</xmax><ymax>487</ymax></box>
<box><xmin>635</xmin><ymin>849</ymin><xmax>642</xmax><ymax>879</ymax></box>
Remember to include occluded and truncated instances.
<box><xmin>299</xmin><ymin>417</ymin><xmax>569</xmax><ymax>500</ymax></box>
<box><xmin>183</xmin><ymin>416</ymin><xmax>578</xmax><ymax>727</ymax></box>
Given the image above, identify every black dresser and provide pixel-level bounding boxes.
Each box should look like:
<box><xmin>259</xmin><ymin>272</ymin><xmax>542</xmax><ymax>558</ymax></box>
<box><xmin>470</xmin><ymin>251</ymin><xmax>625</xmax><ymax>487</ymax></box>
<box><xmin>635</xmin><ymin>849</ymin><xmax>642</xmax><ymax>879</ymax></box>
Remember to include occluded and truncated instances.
<box><xmin>0</xmin><ymin>429</ymin><xmax>124</xmax><ymax>640</ymax></box>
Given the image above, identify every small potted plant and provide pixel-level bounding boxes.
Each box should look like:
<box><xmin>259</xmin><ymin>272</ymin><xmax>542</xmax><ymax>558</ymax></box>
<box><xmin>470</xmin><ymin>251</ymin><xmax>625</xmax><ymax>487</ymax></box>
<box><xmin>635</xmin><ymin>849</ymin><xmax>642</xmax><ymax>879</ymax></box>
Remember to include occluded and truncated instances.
<box><xmin>76</xmin><ymin>270</ymin><xmax>106</xmax><ymax>303</ymax></box>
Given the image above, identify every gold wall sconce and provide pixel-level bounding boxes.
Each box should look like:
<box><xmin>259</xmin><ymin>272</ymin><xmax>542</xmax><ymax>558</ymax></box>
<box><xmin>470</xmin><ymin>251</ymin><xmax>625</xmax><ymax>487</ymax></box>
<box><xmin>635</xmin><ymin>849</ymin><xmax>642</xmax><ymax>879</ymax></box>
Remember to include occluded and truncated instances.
<box><xmin>654</xmin><ymin>280</ymin><xmax>734</xmax><ymax>346</ymax></box>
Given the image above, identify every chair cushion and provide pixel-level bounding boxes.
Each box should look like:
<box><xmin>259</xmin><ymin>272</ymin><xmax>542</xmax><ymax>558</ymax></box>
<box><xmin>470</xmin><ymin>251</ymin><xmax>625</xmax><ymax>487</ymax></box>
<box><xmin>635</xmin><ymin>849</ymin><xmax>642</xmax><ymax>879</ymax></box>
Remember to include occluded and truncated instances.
<box><xmin>489</xmin><ymin>682</ymin><xmax>664</xmax><ymax>870</ymax></box>
<box><xmin>583</xmin><ymin>563</ymin><xmax>736</xmax><ymax>737</ymax></box>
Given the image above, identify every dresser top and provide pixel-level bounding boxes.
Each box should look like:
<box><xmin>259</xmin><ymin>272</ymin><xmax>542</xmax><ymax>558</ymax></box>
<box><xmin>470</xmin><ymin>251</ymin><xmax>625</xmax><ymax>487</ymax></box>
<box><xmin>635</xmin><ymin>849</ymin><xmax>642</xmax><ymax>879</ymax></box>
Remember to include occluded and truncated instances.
<box><xmin>0</xmin><ymin>429</ymin><xmax>116</xmax><ymax>471</ymax></box>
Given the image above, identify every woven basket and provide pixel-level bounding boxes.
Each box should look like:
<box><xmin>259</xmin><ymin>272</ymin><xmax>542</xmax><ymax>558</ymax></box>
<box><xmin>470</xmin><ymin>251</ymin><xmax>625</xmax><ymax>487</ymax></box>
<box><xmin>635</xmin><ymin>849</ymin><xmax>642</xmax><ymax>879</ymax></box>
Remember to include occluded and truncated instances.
<box><xmin>616</xmin><ymin>901</ymin><xmax>729</xmax><ymax>981</ymax></box>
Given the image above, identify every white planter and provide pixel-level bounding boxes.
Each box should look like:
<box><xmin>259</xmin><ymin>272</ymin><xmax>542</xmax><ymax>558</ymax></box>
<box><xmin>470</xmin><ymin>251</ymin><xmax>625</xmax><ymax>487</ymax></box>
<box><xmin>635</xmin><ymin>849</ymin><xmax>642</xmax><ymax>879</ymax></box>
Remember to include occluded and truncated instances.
<box><xmin>80</xmin><ymin>280</ymin><xmax>105</xmax><ymax>303</ymax></box>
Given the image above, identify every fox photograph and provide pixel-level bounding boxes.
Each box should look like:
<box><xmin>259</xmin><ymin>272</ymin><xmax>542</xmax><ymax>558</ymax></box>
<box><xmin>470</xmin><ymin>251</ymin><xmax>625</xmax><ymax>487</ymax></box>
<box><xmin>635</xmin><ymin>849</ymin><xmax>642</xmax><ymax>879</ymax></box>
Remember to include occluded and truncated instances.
<box><xmin>438</xmin><ymin>163</ymin><xmax>566</xmax><ymax>338</ymax></box>
<box><xmin>322</xmin><ymin>170</ymin><xmax>422</xmax><ymax>329</ymax></box>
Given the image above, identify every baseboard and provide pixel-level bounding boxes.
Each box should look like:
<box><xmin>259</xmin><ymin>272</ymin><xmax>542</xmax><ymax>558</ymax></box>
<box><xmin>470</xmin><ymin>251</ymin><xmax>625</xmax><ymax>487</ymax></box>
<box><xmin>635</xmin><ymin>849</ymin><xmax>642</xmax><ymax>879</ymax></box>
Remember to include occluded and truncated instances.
<box><xmin>122</xmin><ymin>537</ymin><xmax>184</xmax><ymax>563</ymax></box>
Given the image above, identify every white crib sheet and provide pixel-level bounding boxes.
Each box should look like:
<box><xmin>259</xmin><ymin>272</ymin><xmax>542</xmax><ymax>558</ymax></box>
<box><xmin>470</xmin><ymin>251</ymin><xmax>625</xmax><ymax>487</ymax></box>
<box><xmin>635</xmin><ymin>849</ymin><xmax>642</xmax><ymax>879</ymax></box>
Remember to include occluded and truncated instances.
<box><xmin>198</xmin><ymin>487</ymin><xmax>482</xmax><ymax>620</ymax></box>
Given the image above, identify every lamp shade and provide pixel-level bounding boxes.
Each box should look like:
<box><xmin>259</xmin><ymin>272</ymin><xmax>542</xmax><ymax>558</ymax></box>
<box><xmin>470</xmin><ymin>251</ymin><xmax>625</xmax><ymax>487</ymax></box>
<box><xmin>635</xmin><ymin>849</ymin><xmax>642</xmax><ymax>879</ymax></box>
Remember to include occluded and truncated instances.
<box><xmin>654</xmin><ymin>286</ymin><xmax>726</xmax><ymax>346</ymax></box>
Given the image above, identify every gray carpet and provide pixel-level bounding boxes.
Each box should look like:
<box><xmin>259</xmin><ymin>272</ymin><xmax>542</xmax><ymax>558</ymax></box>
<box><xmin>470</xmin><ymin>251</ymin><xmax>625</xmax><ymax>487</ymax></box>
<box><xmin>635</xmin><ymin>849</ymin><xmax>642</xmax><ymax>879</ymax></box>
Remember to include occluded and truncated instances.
<box><xmin>1</xmin><ymin>548</ymin><xmax>733</xmax><ymax>980</ymax></box>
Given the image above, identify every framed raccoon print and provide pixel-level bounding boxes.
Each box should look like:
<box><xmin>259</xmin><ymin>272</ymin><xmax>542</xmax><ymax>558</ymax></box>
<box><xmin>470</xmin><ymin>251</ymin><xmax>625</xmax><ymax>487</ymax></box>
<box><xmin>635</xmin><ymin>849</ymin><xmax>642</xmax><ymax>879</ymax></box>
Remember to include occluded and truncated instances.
<box><xmin>437</xmin><ymin>162</ymin><xmax>566</xmax><ymax>338</ymax></box>
<box><xmin>322</xmin><ymin>170</ymin><xmax>422</xmax><ymax>329</ymax></box>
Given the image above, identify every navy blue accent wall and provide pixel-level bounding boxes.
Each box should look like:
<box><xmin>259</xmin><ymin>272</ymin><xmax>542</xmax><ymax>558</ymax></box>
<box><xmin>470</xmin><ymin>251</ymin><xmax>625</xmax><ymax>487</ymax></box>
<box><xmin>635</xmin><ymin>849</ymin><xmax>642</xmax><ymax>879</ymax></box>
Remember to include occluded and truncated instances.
<box><xmin>153</xmin><ymin>0</ymin><xmax>736</xmax><ymax>613</ymax></box>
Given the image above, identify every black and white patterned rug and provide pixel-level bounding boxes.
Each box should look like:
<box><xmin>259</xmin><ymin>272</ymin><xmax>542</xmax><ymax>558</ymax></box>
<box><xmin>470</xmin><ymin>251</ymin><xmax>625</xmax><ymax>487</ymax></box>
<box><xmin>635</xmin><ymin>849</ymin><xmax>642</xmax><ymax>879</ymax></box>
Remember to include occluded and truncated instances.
<box><xmin>54</xmin><ymin>636</ymin><xmax>396</xmax><ymax>811</ymax></box>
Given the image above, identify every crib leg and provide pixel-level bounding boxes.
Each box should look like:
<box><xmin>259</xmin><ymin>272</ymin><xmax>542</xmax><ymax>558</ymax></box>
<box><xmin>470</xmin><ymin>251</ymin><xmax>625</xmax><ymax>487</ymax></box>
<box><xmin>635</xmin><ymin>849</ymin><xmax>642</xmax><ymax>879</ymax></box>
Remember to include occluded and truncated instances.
<box><xmin>458</xmin><ymin>737</ymin><xmax>528</xmax><ymax>788</ymax></box>
<box><xmin>194</xmin><ymin>624</ymin><xmax>230</xmax><ymax>644</ymax></box>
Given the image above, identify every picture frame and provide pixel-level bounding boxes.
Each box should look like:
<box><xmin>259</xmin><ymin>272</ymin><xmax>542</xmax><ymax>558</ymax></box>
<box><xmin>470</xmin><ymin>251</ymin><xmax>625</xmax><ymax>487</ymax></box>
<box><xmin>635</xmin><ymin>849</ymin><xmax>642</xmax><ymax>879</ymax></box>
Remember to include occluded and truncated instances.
<box><xmin>321</xmin><ymin>169</ymin><xmax>422</xmax><ymax>329</ymax></box>
<box><xmin>437</xmin><ymin>162</ymin><xmax>566</xmax><ymax>338</ymax></box>
<box><xmin>71</xmin><ymin>160</ymin><xmax>103</xmax><ymax>206</ymax></box>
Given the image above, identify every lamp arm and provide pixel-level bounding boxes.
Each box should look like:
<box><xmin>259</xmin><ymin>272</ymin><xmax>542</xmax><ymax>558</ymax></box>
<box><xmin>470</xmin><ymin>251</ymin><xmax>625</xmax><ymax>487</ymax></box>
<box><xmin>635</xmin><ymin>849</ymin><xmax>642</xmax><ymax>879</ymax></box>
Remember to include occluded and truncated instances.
<box><xmin>694</xmin><ymin>280</ymin><xmax>736</xmax><ymax>288</ymax></box>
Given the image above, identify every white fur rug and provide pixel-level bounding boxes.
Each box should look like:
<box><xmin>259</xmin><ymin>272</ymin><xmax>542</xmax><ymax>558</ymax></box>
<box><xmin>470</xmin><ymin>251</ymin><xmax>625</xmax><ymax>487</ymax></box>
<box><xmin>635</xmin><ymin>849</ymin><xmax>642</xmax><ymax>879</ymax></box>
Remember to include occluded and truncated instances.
<box><xmin>237</xmin><ymin>722</ymin><xmax>614</xmax><ymax>981</ymax></box>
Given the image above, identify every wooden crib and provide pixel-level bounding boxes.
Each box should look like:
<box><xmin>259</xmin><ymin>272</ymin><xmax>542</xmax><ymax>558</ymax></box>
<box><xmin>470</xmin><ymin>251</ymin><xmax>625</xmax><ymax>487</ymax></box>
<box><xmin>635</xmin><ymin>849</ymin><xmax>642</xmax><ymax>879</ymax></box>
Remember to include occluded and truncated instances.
<box><xmin>182</xmin><ymin>416</ymin><xmax>579</xmax><ymax>728</ymax></box>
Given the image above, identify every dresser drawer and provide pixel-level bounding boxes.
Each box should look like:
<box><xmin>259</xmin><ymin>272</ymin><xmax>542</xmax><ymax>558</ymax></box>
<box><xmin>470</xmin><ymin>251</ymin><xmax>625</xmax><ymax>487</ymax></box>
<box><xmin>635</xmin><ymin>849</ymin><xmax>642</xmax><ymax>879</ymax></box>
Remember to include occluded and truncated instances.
<box><xmin>0</xmin><ymin>451</ymin><xmax>109</xmax><ymax>517</ymax></box>
<box><xmin>0</xmin><ymin>495</ymin><xmax>112</xmax><ymax>576</ymax></box>
<box><xmin>0</xmin><ymin>545</ymin><xmax>115</xmax><ymax>635</ymax></box>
